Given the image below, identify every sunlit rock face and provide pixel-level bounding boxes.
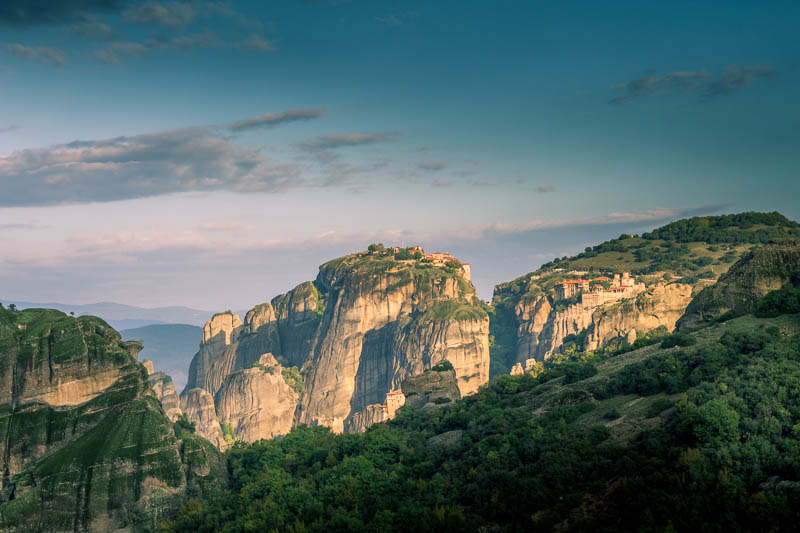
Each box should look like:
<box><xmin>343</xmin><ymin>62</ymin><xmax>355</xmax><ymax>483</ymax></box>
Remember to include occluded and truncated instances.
<box><xmin>180</xmin><ymin>250</ymin><xmax>490</xmax><ymax>445</ymax></box>
<box><xmin>504</xmin><ymin>282</ymin><xmax>694</xmax><ymax>367</ymax></box>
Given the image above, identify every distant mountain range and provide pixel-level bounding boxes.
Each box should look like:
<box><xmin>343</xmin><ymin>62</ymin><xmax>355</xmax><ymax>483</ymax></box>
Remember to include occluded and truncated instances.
<box><xmin>120</xmin><ymin>323</ymin><xmax>202</xmax><ymax>392</ymax></box>
<box><xmin>0</xmin><ymin>299</ymin><xmax>212</xmax><ymax>330</ymax></box>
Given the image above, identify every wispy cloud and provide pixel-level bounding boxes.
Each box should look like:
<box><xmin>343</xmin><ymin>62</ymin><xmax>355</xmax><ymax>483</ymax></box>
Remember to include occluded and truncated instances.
<box><xmin>706</xmin><ymin>65</ymin><xmax>777</xmax><ymax>97</ymax></box>
<box><xmin>0</xmin><ymin>125</ymin><xmax>302</xmax><ymax>206</ymax></box>
<box><xmin>6</xmin><ymin>44</ymin><xmax>66</xmax><ymax>67</ymax></box>
<box><xmin>229</xmin><ymin>108</ymin><xmax>324</xmax><ymax>131</ymax></box>
<box><xmin>611</xmin><ymin>65</ymin><xmax>776</xmax><ymax>103</ymax></box>
<box><xmin>66</xmin><ymin>15</ymin><xmax>114</xmax><ymax>40</ymax></box>
<box><xmin>610</xmin><ymin>70</ymin><xmax>710</xmax><ymax>103</ymax></box>
<box><xmin>375</xmin><ymin>11</ymin><xmax>417</xmax><ymax>26</ymax></box>
<box><xmin>93</xmin><ymin>32</ymin><xmax>220</xmax><ymax>63</ymax></box>
<box><xmin>0</xmin><ymin>110</ymin><xmax>399</xmax><ymax>206</ymax></box>
<box><xmin>535</xmin><ymin>185</ymin><xmax>555</xmax><ymax>193</ymax></box>
<box><xmin>417</xmin><ymin>159</ymin><xmax>449</xmax><ymax>171</ymax></box>
<box><xmin>299</xmin><ymin>132</ymin><xmax>399</xmax><ymax>150</ymax></box>
<box><xmin>126</xmin><ymin>1</ymin><xmax>196</xmax><ymax>27</ymax></box>
<box><xmin>0</xmin><ymin>125</ymin><xmax>19</xmax><ymax>134</ymax></box>
<box><xmin>0</xmin><ymin>223</ymin><xmax>48</xmax><ymax>231</ymax></box>
<box><xmin>239</xmin><ymin>34</ymin><xmax>274</xmax><ymax>52</ymax></box>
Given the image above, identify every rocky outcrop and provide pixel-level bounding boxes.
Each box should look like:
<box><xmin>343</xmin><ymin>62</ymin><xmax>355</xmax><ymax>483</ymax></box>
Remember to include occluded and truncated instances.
<box><xmin>402</xmin><ymin>368</ymin><xmax>461</xmax><ymax>410</ymax></box>
<box><xmin>505</xmin><ymin>283</ymin><xmax>693</xmax><ymax>365</ymax></box>
<box><xmin>0</xmin><ymin>308</ymin><xmax>224</xmax><ymax>531</ymax></box>
<box><xmin>214</xmin><ymin>353</ymin><xmax>298</xmax><ymax>442</ymax></box>
<box><xmin>180</xmin><ymin>250</ymin><xmax>490</xmax><ymax>443</ymax></box>
<box><xmin>677</xmin><ymin>243</ymin><xmax>800</xmax><ymax>330</ymax></box>
<box><xmin>143</xmin><ymin>359</ymin><xmax>183</xmax><ymax>422</ymax></box>
<box><xmin>180</xmin><ymin>387</ymin><xmax>226</xmax><ymax>450</ymax></box>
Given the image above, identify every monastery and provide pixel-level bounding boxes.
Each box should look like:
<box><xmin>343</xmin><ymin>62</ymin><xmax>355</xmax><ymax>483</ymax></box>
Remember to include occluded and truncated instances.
<box><xmin>380</xmin><ymin>389</ymin><xmax>406</xmax><ymax>418</ymax></box>
<box><xmin>392</xmin><ymin>245</ymin><xmax>472</xmax><ymax>281</ymax></box>
<box><xmin>554</xmin><ymin>272</ymin><xmax>644</xmax><ymax>307</ymax></box>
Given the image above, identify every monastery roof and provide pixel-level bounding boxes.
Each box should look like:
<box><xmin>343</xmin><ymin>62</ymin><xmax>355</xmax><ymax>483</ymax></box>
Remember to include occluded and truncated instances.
<box><xmin>386</xmin><ymin>389</ymin><xmax>404</xmax><ymax>397</ymax></box>
<box><xmin>555</xmin><ymin>279</ymin><xmax>590</xmax><ymax>285</ymax></box>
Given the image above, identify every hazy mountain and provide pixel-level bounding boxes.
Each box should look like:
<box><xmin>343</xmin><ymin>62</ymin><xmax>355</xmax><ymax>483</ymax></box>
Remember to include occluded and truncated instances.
<box><xmin>120</xmin><ymin>323</ymin><xmax>203</xmax><ymax>392</ymax></box>
<box><xmin>1</xmin><ymin>299</ymin><xmax>211</xmax><ymax>329</ymax></box>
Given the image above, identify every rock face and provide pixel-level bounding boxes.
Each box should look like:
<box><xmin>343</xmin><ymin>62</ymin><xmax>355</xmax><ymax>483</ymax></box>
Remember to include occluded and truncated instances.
<box><xmin>214</xmin><ymin>353</ymin><xmax>298</xmax><ymax>443</ymax></box>
<box><xmin>181</xmin><ymin>250</ymin><xmax>490</xmax><ymax>444</ymax></box>
<box><xmin>180</xmin><ymin>388</ymin><xmax>226</xmax><ymax>450</ymax></box>
<box><xmin>402</xmin><ymin>368</ymin><xmax>461</xmax><ymax>410</ymax></box>
<box><xmin>677</xmin><ymin>243</ymin><xmax>800</xmax><ymax>330</ymax></box>
<box><xmin>499</xmin><ymin>282</ymin><xmax>694</xmax><ymax>366</ymax></box>
<box><xmin>143</xmin><ymin>359</ymin><xmax>183</xmax><ymax>422</ymax></box>
<box><xmin>0</xmin><ymin>308</ymin><xmax>224</xmax><ymax>532</ymax></box>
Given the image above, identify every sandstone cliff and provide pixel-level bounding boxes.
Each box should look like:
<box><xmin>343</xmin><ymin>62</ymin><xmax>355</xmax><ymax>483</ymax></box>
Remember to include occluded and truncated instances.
<box><xmin>180</xmin><ymin>249</ymin><xmax>490</xmax><ymax>443</ymax></box>
<box><xmin>497</xmin><ymin>282</ymin><xmax>693</xmax><ymax>369</ymax></box>
<box><xmin>143</xmin><ymin>359</ymin><xmax>183</xmax><ymax>422</ymax></box>
<box><xmin>0</xmin><ymin>308</ymin><xmax>223</xmax><ymax>532</ymax></box>
<box><xmin>677</xmin><ymin>243</ymin><xmax>800</xmax><ymax>330</ymax></box>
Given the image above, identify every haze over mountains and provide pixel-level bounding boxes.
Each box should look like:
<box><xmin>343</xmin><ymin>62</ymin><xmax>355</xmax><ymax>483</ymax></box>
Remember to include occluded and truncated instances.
<box><xmin>0</xmin><ymin>300</ymin><xmax>211</xmax><ymax>330</ymax></box>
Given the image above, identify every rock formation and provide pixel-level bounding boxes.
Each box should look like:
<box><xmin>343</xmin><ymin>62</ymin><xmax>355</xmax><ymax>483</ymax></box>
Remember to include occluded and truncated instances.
<box><xmin>499</xmin><ymin>281</ymin><xmax>694</xmax><ymax>367</ymax></box>
<box><xmin>402</xmin><ymin>367</ymin><xmax>461</xmax><ymax>410</ymax></box>
<box><xmin>677</xmin><ymin>243</ymin><xmax>800</xmax><ymax>330</ymax></box>
<box><xmin>143</xmin><ymin>359</ymin><xmax>184</xmax><ymax>422</ymax></box>
<box><xmin>180</xmin><ymin>249</ymin><xmax>490</xmax><ymax>444</ymax></box>
<box><xmin>0</xmin><ymin>308</ymin><xmax>223</xmax><ymax>531</ymax></box>
<box><xmin>214</xmin><ymin>353</ymin><xmax>298</xmax><ymax>443</ymax></box>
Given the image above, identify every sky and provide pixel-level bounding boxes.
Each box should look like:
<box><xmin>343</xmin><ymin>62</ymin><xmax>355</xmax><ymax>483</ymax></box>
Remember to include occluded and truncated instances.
<box><xmin>0</xmin><ymin>0</ymin><xmax>798</xmax><ymax>311</ymax></box>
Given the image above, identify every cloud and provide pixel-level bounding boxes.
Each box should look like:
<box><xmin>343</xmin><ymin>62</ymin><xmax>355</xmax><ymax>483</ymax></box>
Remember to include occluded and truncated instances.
<box><xmin>0</xmin><ymin>125</ymin><xmax>303</xmax><ymax>206</ymax></box>
<box><xmin>6</xmin><ymin>44</ymin><xmax>66</xmax><ymax>67</ymax></box>
<box><xmin>0</xmin><ymin>0</ymin><xmax>121</xmax><ymax>28</ymax></box>
<box><xmin>375</xmin><ymin>12</ymin><xmax>417</xmax><ymax>26</ymax></box>
<box><xmin>67</xmin><ymin>15</ymin><xmax>114</xmax><ymax>39</ymax></box>
<box><xmin>126</xmin><ymin>1</ymin><xmax>196</xmax><ymax>27</ymax></box>
<box><xmin>535</xmin><ymin>185</ymin><xmax>555</xmax><ymax>193</ymax></box>
<box><xmin>93</xmin><ymin>33</ymin><xmax>220</xmax><ymax>63</ymax></box>
<box><xmin>229</xmin><ymin>108</ymin><xmax>324</xmax><ymax>131</ymax></box>
<box><xmin>0</xmin><ymin>223</ymin><xmax>48</xmax><ymax>230</ymax></box>
<box><xmin>299</xmin><ymin>132</ymin><xmax>398</xmax><ymax>150</ymax></box>
<box><xmin>477</xmin><ymin>204</ymin><xmax>731</xmax><ymax>237</ymax></box>
<box><xmin>611</xmin><ymin>65</ymin><xmax>776</xmax><ymax>103</ymax></box>
<box><xmin>610</xmin><ymin>70</ymin><xmax>710</xmax><ymax>103</ymax></box>
<box><xmin>239</xmin><ymin>34</ymin><xmax>274</xmax><ymax>52</ymax></box>
<box><xmin>417</xmin><ymin>159</ymin><xmax>449</xmax><ymax>171</ymax></box>
<box><xmin>0</xmin><ymin>125</ymin><xmax>19</xmax><ymax>134</ymax></box>
<box><xmin>706</xmin><ymin>65</ymin><xmax>777</xmax><ymax>97</ymax></box>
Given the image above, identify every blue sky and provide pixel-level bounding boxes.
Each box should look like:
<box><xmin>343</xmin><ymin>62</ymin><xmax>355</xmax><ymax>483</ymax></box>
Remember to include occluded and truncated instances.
<box><xmin>0</xmin><ymin>0</ymin><xmax>798</xmax><ymax>310</ymax></box>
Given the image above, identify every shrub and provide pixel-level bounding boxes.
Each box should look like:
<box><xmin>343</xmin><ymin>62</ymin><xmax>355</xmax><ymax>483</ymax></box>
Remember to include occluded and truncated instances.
<box><xmin>431</xmin><ymin>360</ymin><xmax>455</xmax><ymax>372</ymax></box>
<box><xmin>755</xmin><ymin>284</ymin><xmax>800</xmax><ymax>318</ymax></box>
<box><xmin>563</xmin><ymin>362</ymin><xmax>598</xmax><ymax>384</ymax></box>
<box><xmin>660</xmin><ymin>332</ymin><xmax>697</xmax><ymax>349</ymax></box>
<box><xmin>646</xmin><ymin>398</ymin><xmax>673</xmax><ymax>418</ymax></box>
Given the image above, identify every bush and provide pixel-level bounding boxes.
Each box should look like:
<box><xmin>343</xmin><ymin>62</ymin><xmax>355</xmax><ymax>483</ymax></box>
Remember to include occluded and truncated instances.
<box><xmin>175</xmin><ymin>413</ymin><xmax>196</xmax><ymax>434</ymax></box>
<box><xmin>563</xmin><ymin>362</ymin><xmax>598</xmax><ymax>383</ymax></box>
<box><xmin>755</xmin><ymin>284</ymin><xmax>800</xmax><ymax>318</ymax></box>
<box><xmin>660</xmin><ymin>332</ymin><xmax>697</xmax><ymax>349</ymax></box>
<box><xmin>646</xmin><ymin>398</ymin><xmax>673</xmax><ymax>418</ymax></box>
<box><xmin>431</xmin><ymin>360</ymin><xmax>455</xmax><ymax>372</ymax></box>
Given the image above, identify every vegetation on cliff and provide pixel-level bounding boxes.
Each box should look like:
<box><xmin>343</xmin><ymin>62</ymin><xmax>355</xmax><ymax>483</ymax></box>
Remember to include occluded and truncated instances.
<box><xmin>0</xmin><ymin>307</ymin><xmax>224</xmax><ymax>531</ymax></box>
